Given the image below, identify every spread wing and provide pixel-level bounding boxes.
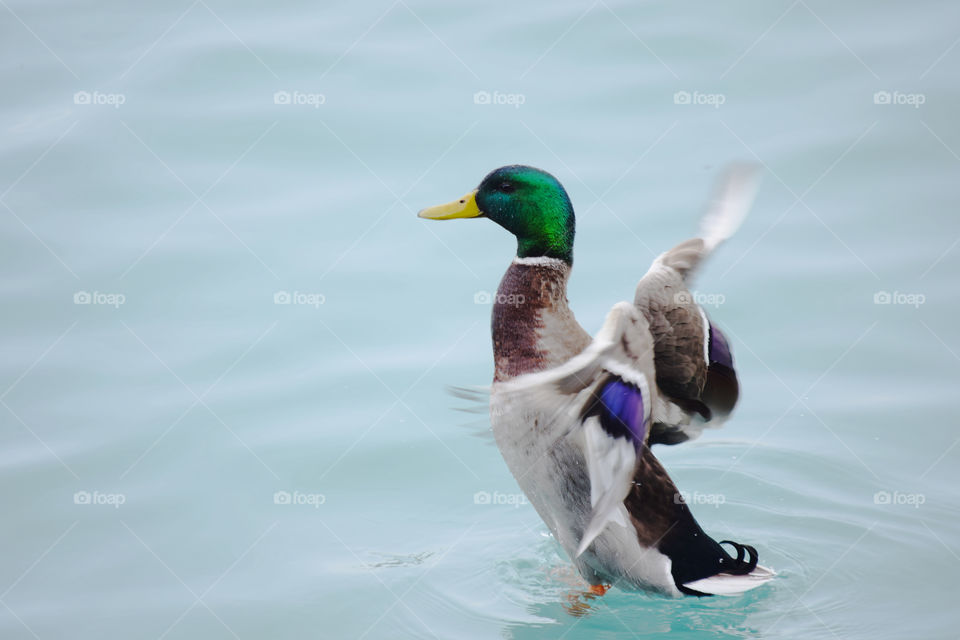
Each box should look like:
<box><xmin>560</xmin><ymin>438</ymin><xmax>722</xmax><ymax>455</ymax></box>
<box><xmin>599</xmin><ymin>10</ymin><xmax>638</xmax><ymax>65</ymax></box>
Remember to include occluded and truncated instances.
<box><xmin>496</xmin><ymin>302</ymin><xmax>658</xmax><ymax>556</ymax></box>
<box><xmin>634</xmin><ymin>164</ymin><xmax>759</xmax><ymax>444</ymax></box>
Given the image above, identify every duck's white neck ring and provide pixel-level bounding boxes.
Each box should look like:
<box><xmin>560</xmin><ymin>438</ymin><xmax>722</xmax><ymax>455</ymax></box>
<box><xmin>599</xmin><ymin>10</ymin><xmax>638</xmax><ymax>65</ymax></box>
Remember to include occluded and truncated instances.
<box><xmin>512</xmin><ymin>256</ymin><xmax>569</xmax><ymax>267</ymax></box>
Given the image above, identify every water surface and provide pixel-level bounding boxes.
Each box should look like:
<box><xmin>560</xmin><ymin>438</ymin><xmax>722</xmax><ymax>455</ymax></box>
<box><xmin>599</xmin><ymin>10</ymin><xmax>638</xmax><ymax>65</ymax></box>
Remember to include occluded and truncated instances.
<box><xmin>1</xmin><ymin>1</ymin><xmax>958</xmax><ymax>638</ymax></box>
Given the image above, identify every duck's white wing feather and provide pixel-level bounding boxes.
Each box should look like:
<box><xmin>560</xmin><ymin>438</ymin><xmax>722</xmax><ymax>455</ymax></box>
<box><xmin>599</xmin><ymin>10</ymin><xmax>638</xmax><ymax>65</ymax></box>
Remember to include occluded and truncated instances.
<box><xmin>500</xmin><ymin>302</ymin><xmax>654</xmax><ymax>397</ymax></box>
<box><xmin>577</xmin><ymin>419</ymin><xmax>635</xmax><ymax>557</ymax></box>
<box><xmin>498</xmin><ymin>302</ymin><xmax>658</xmax><ymax>557</ymax></box>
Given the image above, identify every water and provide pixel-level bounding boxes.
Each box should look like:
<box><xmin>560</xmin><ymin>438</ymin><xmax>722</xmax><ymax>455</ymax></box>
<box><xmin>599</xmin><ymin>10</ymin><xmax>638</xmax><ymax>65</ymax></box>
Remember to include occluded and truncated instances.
<box><xmin>2</xmin><ymin>0</ymin><xmax>958</xmax><ymax>637</ymax></box>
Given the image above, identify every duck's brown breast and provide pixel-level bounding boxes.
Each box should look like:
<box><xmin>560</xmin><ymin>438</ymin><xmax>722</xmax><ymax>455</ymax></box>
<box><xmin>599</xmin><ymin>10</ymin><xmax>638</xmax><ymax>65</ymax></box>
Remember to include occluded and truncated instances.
<box><xmin>492</xmin><ymin>259</ymin><xmax>591</xmax><ymax>382</ymax></box>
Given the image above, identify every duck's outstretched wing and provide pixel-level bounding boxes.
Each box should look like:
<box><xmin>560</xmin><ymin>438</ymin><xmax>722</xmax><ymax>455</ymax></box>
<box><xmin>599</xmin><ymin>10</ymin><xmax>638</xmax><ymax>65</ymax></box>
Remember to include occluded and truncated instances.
<box><xmin>497</xmin><ymin>302</ymin><xmax>658</xmax><ymax>557</ymax></box>
<box><xmin>634</xmin><ymin>164</ymin><xmax>759</xmax><ymax>445</ymax></box>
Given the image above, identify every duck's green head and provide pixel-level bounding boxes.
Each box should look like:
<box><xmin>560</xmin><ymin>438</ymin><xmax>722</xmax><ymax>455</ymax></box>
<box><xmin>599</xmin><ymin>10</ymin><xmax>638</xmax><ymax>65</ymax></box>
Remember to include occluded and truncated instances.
<box><xmin>418</xmin><ymin>165</ymin><xmax>575</xmax><ymax>264</ymax></box>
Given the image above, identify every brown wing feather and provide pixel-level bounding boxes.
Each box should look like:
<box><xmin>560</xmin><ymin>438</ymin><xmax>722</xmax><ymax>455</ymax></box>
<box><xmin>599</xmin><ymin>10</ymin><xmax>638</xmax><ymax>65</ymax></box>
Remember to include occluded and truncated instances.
<box><xmin>634</xmin><ymin>253</ymin><xmax>708</xmax><ymax>405</ymax></box>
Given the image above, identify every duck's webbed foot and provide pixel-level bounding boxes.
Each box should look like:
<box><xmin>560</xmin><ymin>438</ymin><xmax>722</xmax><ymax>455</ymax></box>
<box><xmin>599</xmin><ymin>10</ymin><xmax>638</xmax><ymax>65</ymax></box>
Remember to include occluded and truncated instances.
<box><xmin>563</xmin><ymin>584</ymin><xmax>612</xmax><ymax>617</ymax></box>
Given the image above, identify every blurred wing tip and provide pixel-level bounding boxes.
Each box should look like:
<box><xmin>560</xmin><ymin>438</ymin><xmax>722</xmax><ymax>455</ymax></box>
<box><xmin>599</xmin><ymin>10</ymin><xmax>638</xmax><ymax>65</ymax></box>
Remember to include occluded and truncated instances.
<box><xmin>445</xmin><ymin>384</ymin><xmax>491</xmax><ymax>400</ymax></box>
<box><xmin>699</xmin><ymin>163</ymin><xmax>762</xmax><ymax>253</ymax></box>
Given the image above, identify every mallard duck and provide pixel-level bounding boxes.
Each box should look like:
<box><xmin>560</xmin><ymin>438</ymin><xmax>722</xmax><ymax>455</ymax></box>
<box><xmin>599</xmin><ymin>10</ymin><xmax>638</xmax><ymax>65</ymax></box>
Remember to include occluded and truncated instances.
<box><xmin>418</xmin><ymin>165</ymin><xmax>773</xmax><ymax>596</ymax></box>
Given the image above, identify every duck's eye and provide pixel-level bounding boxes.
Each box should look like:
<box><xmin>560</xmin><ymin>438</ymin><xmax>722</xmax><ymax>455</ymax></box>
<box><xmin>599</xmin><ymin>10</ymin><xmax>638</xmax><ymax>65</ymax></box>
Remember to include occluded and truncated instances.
<box><xmin>499</xmin><ymin>182</ymin><xmax>515</xmax><ymax>193</ymax></box>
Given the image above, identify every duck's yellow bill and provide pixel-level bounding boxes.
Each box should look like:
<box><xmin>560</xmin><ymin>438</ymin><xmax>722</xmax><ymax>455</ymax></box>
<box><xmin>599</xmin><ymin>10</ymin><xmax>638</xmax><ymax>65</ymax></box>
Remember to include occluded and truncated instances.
<box><xmin>417</xmin><ymin>190</ymin><xmax>482</xmax><ymax>220</ymax></box>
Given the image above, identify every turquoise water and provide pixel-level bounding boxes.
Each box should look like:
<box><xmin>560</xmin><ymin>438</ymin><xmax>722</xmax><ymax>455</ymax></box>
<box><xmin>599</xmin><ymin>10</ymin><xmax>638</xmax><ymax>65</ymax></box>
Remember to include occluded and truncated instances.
<box><xmin>2</xmin><ymin>1</ymin><xmax>959</xmax><ymax>637</ymax></box>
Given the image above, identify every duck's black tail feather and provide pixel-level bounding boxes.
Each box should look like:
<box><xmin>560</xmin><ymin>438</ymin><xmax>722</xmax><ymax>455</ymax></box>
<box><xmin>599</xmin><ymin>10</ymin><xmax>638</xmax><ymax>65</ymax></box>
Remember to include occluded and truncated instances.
<box><xmin>630</xmin><ymin>447</ymin><xmax>774</xmax><ymax>596</ymax></box>
<box><xmin>659</xmin><ymin>513</ymin><xmax>762</xmax><ymax>596</ymax></box>
<box><xmin>674</xmin><ymin>540</ymin><xmax>762</xmax><ymax>596</ymax></box>
<box><xmin>717</xmin><ymin>540</ymin><xmax>759</xmax><ymax>575</ymax></box>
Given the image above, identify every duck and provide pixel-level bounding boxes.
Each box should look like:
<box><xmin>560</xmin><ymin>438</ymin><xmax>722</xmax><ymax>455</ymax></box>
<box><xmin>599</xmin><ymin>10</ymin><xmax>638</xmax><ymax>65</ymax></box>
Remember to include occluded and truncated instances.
<box><xmin>418</xmin><ymin>165</ymin><xmax>773</xmax><ymax>597</ymax></box>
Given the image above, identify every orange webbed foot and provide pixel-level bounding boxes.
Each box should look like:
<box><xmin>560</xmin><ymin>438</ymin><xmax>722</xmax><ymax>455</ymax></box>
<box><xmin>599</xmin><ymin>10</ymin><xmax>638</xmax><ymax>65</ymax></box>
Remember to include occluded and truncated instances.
<box><xmin>563</xmin><ymin>584</ymin><xmax>612</xmax><ymax>617</ymax></box>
